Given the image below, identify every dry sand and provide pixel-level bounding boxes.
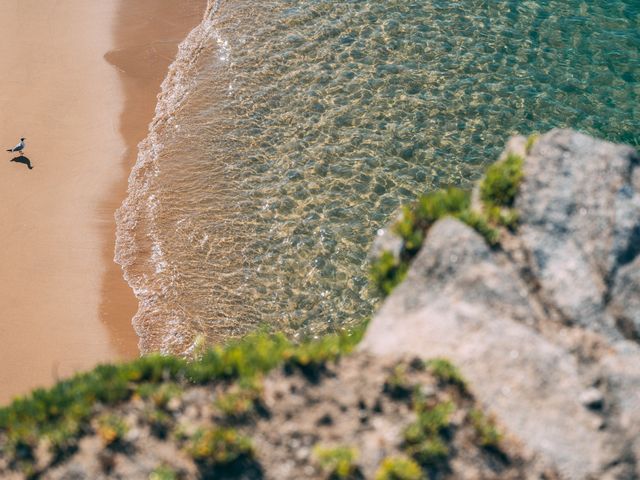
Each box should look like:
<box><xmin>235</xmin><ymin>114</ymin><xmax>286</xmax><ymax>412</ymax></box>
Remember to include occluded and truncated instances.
<box><xmin>0</xmin><ymin>0</ymin><xmax>205</xmax><ymax>404</ymax></box>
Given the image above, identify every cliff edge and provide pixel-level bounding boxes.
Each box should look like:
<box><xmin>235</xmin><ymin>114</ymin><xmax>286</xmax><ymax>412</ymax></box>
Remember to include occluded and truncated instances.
<box><xmin>1</xmin><ymin>130</ymin><xmax>638</xmax><ymax>480</ymax></box>
<box><xmin>363</xmin><ymin>129</ymin><xmax>640</xmax><ymax>479</ymax></box>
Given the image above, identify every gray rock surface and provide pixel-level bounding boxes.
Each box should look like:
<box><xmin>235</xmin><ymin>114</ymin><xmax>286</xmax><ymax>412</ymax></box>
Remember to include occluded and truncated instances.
<box><xmin>518</xmin><ymin>129</ymin><xmax>640</xmax><ymax>339</ymax></box>
<box><xmin>609</xmin><ymin>256</ymin><xmax>640</xmax><ymax>341</ymax></box>
<box><xmin>362</xmin><ymin>130</ymin><xmax>640</xmax><ymax>479</ymax></box>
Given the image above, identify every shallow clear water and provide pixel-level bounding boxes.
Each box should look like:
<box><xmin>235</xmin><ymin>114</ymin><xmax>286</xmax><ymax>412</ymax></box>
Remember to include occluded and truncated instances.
<box><xmin>117</xmin><ymin>0</ymin><xmax>640</xmax><ymax>353</ymax></box>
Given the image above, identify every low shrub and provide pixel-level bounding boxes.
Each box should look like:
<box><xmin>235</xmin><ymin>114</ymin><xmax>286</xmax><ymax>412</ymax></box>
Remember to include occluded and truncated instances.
<box><xmin>426</xmin><ymin>359</ymin><xmax>468</xmax><ymax>394</ymax></box>
<box><xmin>469</xmin><ymin>409</ymin><xmax>502</xmax><ymax>449</ymax></box>
<box><xmin>394</xmin><ymin>188</ymin><xmax>471</xmax><ymax>257</ymax></box>
<box><xmin>149</xmin><ymin>465</ymin><xmax>179</xmax><ymax>480</ymax></box>
<box><xmin>314</xmin><ymin>444</ymin><xmax>361</xmax><ymax>479</ymax></box>
<box><xmin>374</xmin><ymin>455</ymin><xmax>423</xmax><ymax>480</ymax></box>
<box><xmin>283</xmin><ymin>328</ymin><xmax>363</xmax><ymax>380</ymax></box>
<box><xmin>479</xmin><ymin>151</ymin><xmax>524</xmax><ymax>231</ymax></box>
<box><xmin>480</xmin><ymin>153</ymin><xmax>524</xmax><ymax>209</ymax></box>
<box><xmin>403</xmin><ymin>400</ymin><xmax>454</xmax><ymax>468</ymax></box>
<box><xmin>187</xmin><ymin>427</ymin><xmax>253</xmax><ymax>467</ymax></box>
<box><xmin>136</xmin><ymin>383</ymin><xmax>183</xmax><ymax>411</ymax></box>
<box><xmin>96</xmin><ymin>414</ymin><xmax>128</xmax><ymax>448</ymax></box>
<box><xmin>371</xmin><ymin>187</ymin><xmax>501</xmax><ymax>296</ymax></box>
<box><xmin>142</xmin><ymin>408</ymin><xmax>173</xmax><ymax>440</ymax></box>
<box><xmin>370</xmin><ymin>251</ymin><xmax>408</xmax><ymax>296</ymax></box>
<box><xmin>46</xmin><ymin>417</ymin><xmax>82</xmax><ymax>461</ymax></box>
<box><xmin>384</xmin><ymin>363</ymin><xmax>413</xmax><ymax>399</ymax></box>
<box><xmin>525</xmin><ymin>133</ymin><xmax>539</xmax><ymax>154</ymax></box>
<box><xmin>406</xmin><ymin>437</ymin><xmax>448</xmax><ymax>465</ymax></box>
<box><xmin>214</xmin><ymin>379</ymin><xmax>264</xmax><ymax>420</ymax></box>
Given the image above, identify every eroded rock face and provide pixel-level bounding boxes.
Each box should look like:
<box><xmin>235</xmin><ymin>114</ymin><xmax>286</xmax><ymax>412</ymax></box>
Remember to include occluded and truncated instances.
<box><xmin>518</xmin><ymin>130</ymin><xmax>640</xmax><ymax>340</ymax></box>
<box><xmin>362</xmin><ymin>130</ymin><xmax>640</xmax><ymax>480</ymax></box>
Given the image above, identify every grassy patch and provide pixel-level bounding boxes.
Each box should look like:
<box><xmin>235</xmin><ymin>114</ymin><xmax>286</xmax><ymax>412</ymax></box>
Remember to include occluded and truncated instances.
<box><xmin>371</xmin><ymin>188</ymin><xmax>499</xmax><ymax>296</ymax></box>
<box><xmin>411</xmin><ymin>400</ymin><xmax>454</xmax><ymax>437</ymax></box>
<box><xmin>0</xmin><ymin>327</ymin><xmax>364</xmax><ymax>470</ymax></box>
<box><xmin>96</xmin><ymin>414</ymin><xmax>128</xmax><ymax>448</ymax></box>
<box><xmin>403</xmin><ymin>399</ymin><xmax>454</xmax><ymax>468</ymax></box>
<box><xmin>314</xmin><ymin>444</ymin><xmax>361</xmax><ymax>479</ymax></box>
<box><xmin>136</xmin><ymin>383</ymin><xmax>183</xmax><ymax>411</ymax></box>
<box><xmin>405</xmin><ymin>437</ymin><xmax>448</xmax><ymax>466</ymax></box>
<box><xmin>187</xmin><ymin>427</ymin><xmax>253</xmax><ymax>467</ymax></box>
<box><xmin>525</xmin><ymin>133</ymin><xmax>539</xmax><ymax>154</ymax></box>
<box><xmin>45</xmin><ymin>417</ymin><xmax>82</xmax><ymax>461</ymax></box>
<box><xmin>480</xmin><ymin>153</ymin><xmax>524</xmax><ymax>208</ymax></box>
<box><xmin>142</xmin><ymin>408</ymin><xmax>173</xmax><ymax>440</ymax></box>
<box><xmin>149</xmin><ymin>465</ymin><xmax>179</xmax><ymax>480</ymax></box>
<box><xmin>214</xmin><ymin>379</ymin><xmax>264</xmax><ymax>421</ymax></box>
<box><xmin>370</xmin><ymin>142</ymin><xmax>529</xmax><ymax>296</ymax></box>
<box><xmin>394</xmin><ymin>188</ymin><xmax>471</xmax><ymax>256</ymax></box>
<box><xmin>384</xmin><ymin>364</ymin><xmax>413</xmax><ymax>400</ymax></box>
<box><xmin>478</xmin><ymin>152</ymin><xmax>524</xmax><ymax>232</ymax></box>
<box><xmin>479</xmin><ymin>152</ymin><xmax>524</xmax><ymax>231</ymax></box>
<box><xmin>469</xmin><ymin>409</ymin><xmax>502</xmax><ymax>449</ymax></box>
<box><xmin>426</xmin><ymin>359</ymin><xmax>468</xmax><ymax>394</ymax></box>
<box><xmin>374</xmin><ymin>456</ymin><xmax>423</xmax><ymax>480</ymax></box>
<box><xmin>370</xmin><ymin>251</ymin><xmax>408</xmax><ymax>296</ymax></box>
<box><xmin>455</xmin><ymin>210</ymin><xmax>500</xmax><ymax>246</ymax></box>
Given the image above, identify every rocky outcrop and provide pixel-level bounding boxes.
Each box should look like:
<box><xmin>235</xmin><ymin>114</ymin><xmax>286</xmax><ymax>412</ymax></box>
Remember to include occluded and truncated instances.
<box><xmin>362</xmin><ymin>130</ymin><xmax>640</xmax><ymax>480</ymax></box>
<box><xmin>0</xmin><ymin>352</ymin><xmax>548</xmax><ymax>480</ymax></box>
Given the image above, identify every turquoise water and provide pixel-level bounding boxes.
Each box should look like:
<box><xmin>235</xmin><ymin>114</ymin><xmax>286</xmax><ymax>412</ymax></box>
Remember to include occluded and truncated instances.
<box><xmin>117</xmin><ymin>0</ymin><xmax>640</xmax><ymax>353</ymax></box>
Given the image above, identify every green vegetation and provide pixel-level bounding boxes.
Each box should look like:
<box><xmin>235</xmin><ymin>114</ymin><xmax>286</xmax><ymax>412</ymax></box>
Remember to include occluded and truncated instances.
<box><xmin>0</xmin><ymin>327</ymin><xmax>364</xmax><ymax>471</ymax></box>
<box><xmin>142</xmin><ymin>408</ymin><xmax>173</xmax><ymax>439</ymax></box>
<box><xmin>46</xmin><ymin>416</ymin><xmax>82</xmax><ymax>460</ymax></box>
<box><xmin>314</xmin><ymin>444</ymin><xmax>361</xmax><ymax>479</ymax></box>
<box><xmin>455</xmin><ymin>210</ymin><xmax>500</xmax><ymax>245</ymax></box>
<box><xmin>469</xmin><ymin>409</ymin><xmax>502</xmax><ymax>449</ymax></box>
<box><xmin>187</xmin><ymin>427</ymin><xmax>253</xmax><ymax>467</ymax></box>
<box><xmin>525</xmin><ymin>133</ymin><xmax>539</xmax><ymax>154</ymax></box>
<box><xmin>426</xmin><ymin>358</ymin><xmax>468</xmax><ymax>394</ymax></box>
<box><xmin>374</xmin><ymin>456</ymin><xmax>423</xmax><ymax>480</ymax></box>
<box><xmin>371</xmin><ymin>147</ymin><xmax>527</xmax><ymax>296</ymax></box>
<box><xmin>136</xmin><ymin>383</ymin><xmax>183</xmax><ymax>411</ymax></box>
<box><xmin>405</xmin><ymin>436</ymin><xmax>448</xmax><ymax>466</ymax></box>
<box><xmin>480</xmin><ymin>152</ymin><xmax>524</xmax><ymax>230</ymax></box>
<box><xmin>370</xmin><ymin>251</ymin><xmax>408</xmax><ymax>296</ymax></box>
<box><xmin>215</xmin><ymin>379</ymin><xmax>264</xmax><ymax>420</ymax></box>
<box><xmin>480</xmin><ymin>153</ymin><xmax>524</xmax><ymax>208</ymax></box>
<box><xmin>484</xmin><ymin>205</ymin><xmax>520</xmax><ymax>230</ymax></box>
<box><xmin>149</xmin><ymin>465</ymin><xmax>178</xmax><ymax>480</ymax></box>
<box><xmin>384</xmin><ymin>363</ymin><xmax>413</xmax><ymax>399</ymax></box>
<box><xmin>403</xmin><ymin>400</ymin><xmax>454</xmax><ymax>468</ymax></box>
<box><xmin>96</xmin><ymin>414</ymin><xmax>128</xmax><ymax>448</ymax></box>
<box><xmin>394</xmin><ymin>188</ymin><xmax>473</xmax><ymax>256</ymax></box>
<box><xmin>283</xmin><ymin>329</ymin><xmax>364</xmax><ymax>374</ymax></box>
<box><xmin>412</xmin><ymin>399</ymin><xmax>454</xmax><ymax>437</ymax></box>
<box><xmin>370</xmin><ymin>188</ymin><xmax>499</xmax><ymax>296</ymax></box>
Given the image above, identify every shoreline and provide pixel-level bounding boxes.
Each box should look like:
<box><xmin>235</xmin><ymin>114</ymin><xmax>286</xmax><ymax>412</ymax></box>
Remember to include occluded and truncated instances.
<box><xmin>101</xmin><ymin>0</ymin><xmax>206</xmax><ymax>357</ymax></box>
<box><xmin>0</xmin><ymin>0</ymin><xmax>204</xmax><ymax>404</ymax></box>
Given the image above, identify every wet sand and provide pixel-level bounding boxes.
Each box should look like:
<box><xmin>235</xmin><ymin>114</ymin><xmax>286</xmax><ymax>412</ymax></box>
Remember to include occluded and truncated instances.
<box><xmin>0</xmin><ymin>0</ymin><xmax>205</xmax><ymax>404</ymax></box>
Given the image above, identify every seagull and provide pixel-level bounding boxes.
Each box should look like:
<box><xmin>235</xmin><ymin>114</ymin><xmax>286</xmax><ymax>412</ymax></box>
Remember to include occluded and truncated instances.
<box><xmin>7</xmin><ymin>137</ymin><xmax>25</xmax><ymax>155</ymax></box>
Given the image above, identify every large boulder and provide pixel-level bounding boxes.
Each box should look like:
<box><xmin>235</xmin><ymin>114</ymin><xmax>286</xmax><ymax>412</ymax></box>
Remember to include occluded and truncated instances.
<box><xmin>362</xmin><ymin>130</ymin><xmax>640</xmax><ymax>479</ymax></box>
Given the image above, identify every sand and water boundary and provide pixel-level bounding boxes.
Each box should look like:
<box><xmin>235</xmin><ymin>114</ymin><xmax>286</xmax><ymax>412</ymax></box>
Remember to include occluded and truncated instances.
<box><xmin>0</xmin><ymin>0</ymin><xmax>205</xmax><ymax>404</ymax></box>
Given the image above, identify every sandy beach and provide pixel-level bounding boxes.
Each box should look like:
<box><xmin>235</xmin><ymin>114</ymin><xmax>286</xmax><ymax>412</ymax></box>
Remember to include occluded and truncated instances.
<box><xmin>0</xmin><ymin>0</ymin><xmax>205</xmax><ymax>404</ymax></box>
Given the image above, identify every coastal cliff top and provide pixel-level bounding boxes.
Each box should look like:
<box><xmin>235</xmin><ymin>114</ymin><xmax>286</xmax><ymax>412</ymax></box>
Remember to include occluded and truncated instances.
<box><xmin>1</xmin><ymin>130</ymin><xmax>639</xmax><ymax>479</ymax></box>
<box><xmin>364</xmin><ymin>129</ymin><xmax>640</xmax><ymax>479</ymax></box>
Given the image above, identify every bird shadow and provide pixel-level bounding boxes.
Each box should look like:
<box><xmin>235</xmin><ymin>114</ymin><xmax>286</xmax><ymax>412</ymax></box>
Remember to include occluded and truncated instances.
<box><xmin>10</xmin><ymin>155</ymin><xmax>33</xmax><ymax>170</ymax></box>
